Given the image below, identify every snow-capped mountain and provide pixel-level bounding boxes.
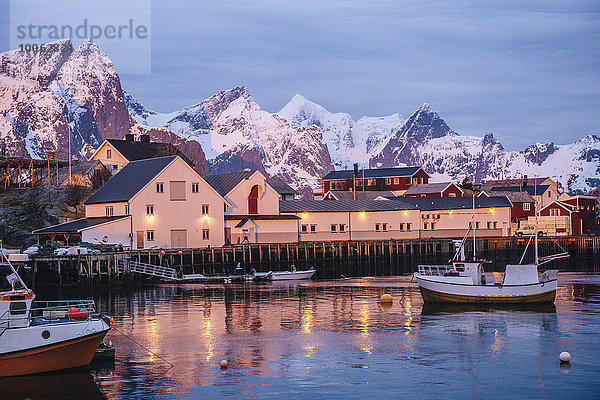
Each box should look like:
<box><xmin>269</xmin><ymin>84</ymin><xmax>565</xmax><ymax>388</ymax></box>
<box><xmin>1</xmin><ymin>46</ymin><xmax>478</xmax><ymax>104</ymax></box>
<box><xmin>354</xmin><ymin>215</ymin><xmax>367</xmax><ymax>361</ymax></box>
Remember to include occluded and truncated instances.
<box><xmin>127</xmin><ymin>87</ymin><xmax>334</xmax><ymax>197</ymax></box>
<box><xmin>0</xmin><ymin>39</ymin><xmax>209</xmax><ymax>174</ymax></box>
<box><xmin>371</xmin><ymin>105</ymin><xmax>600</xmax><ymax>193</ymax></box>
<box><xmin>278</xmin><ymin>94</ymin><xmax>403</xmax><ymax>169</ymax></box>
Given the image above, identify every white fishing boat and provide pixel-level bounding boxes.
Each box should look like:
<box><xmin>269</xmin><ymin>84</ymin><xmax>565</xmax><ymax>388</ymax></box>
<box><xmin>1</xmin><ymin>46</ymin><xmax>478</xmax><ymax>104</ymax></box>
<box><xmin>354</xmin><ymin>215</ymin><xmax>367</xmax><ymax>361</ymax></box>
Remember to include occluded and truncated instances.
<box><xmin>252</xmin><ymin>265</ymin><xmax>316</xmax><ymax>281</ymax></box>
<box><xmin>414</xmin><ymin>226</ymin><xmax>568</xmax><ymax>304</ymax></box>
<box><xmin>0</xmin><ymin>248</ymin><xmax>112</xmax><ymax>377</ymax></box>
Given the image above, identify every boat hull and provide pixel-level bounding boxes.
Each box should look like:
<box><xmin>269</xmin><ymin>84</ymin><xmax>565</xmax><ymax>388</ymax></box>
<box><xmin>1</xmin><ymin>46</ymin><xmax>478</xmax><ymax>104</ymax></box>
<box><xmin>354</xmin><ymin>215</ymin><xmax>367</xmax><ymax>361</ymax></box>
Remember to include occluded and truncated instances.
<box><xmin>269</xmin><ymin>270</ymin><xmax>315</xmax><ymax>281</ymax></box>
<box><xmin>416</xmin><ymin>275</ymin><xmax>557</xmax><ymax>304</ymax></box>
<box><xmin>0</xmin><ymin>330</ymin><xmax>108</xmax><ymax>377</ymax></box>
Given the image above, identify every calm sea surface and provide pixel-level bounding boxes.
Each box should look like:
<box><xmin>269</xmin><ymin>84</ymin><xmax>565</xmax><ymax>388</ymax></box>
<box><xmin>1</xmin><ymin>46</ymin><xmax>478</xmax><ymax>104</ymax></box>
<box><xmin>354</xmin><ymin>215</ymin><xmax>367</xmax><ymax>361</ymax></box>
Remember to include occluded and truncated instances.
<box><xmin>2</xmin><ymin>273</ymin><xmax>600</xmax><ymax>399</ymax></box>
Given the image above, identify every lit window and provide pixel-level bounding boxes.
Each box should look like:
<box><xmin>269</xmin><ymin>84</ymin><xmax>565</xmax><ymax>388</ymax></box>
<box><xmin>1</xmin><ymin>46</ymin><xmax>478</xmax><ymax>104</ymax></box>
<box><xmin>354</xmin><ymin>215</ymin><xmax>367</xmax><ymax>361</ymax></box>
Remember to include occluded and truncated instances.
<box><xmin>146</xmin><ymin>231</ymin><xmax>154</xmax><ymax>241</ymax></box>
<box><xmin>146</xmin><ymin>204</ymin><xmax>154</xmax><ymax>216</ymax></box>
<box><xmin>202</xmin><ymin>204</ymin><xmax>209</xmax><ymax>215</ymax></box>
<box><xmin>449</xmin><ymin>193</ymin><xmax>456</xmax><ymax>197</ymax></box>
<box><xmin>339</xmin><ymin>224</ymin><xmax>346</xmax><ymax>233</ymax></box>
<box><xmin>550</xmin><ymin>209</ymin><xmax>559</xmax><ymax>216</ymax></box>
<box><xmin>105</xmin><ymin>206</ymin><xmax>113</xmax><ymax>217</ymax></box>
<box><xmin>106</xmin><ymin>149</ymin><xmax>112</xmax><ymax>159</ymax></box>
<box><xmin>385</xmin><ymin>178</ymin><xmax>391</xmax><ymax>185</ymax></box>
<box><xmin>192</xmin><ymin>182</ymin><xmax>199</xmax><ymax>193</ymax></box>
<box><xmin>375</xmin><ymin>223</ymin><xmax>381</xmax><ymax>232</ymax></box>
<box><xmin>202</xmin><ymin>229</ymin><xmax>210</xmax><ymax>240</ymax></box>
<box><xmin>156</xmin><ymin>182</ymin><xmax>164</xmax><ymax>193</ymax></box>
<box><xmin>310</xmin><ymin>224</ymin><xmax>316</xmax><ymax>233</ymax></box>
<box><xmin>301</xmin><ymin>224</ymin><xmax>308</xmax><ymax>233</ymax></box>
<box><xmin>523</xmin><ymin>203</ymin><xmax>531</xmax><ymax>211</ymax></box>
<box><xmin>331</xmin><ymin>224</ymin><xmax>337</xmax><ymax>233</ymax></box>
<box><xmin>393</xmin><ymin>178</ymin><xmax>399</xmax><ymax>185</ymax></box>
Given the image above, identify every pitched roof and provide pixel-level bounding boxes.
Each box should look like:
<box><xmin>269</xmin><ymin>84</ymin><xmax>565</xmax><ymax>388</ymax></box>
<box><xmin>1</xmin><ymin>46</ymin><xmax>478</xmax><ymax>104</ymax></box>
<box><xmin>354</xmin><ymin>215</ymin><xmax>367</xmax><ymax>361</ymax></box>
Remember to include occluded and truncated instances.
<box><xmin>104</xmin><ymin>139</ymin><xmax>196</xmax><ymax>168</ymax></box>
<box><xmin>203</xmin><ymin>171</ymin><xmax>255</xmax><ymax>197</ymax></box>
<box><xmin>481</xmin><ymin>190</ymin><xmax>534</xmax><ymax>203</ymax></box>
<box><xmin>280</xmin><ymin>196</ymin><xmax>511</xmax><ymax>213</ymax></box>
<box><xmin>324</xmin><ymin>190</ymin><xmax>396</xmax><ymax>201</ymax></box>
<box><xmin>84</xmin><ymin>156</ymin><xmax>176</xmax><ymax>205</ymax></box>
<box><xmin>33</xmin><ymin>216</ymin><xmax>129</xmax><ymax>233</ymax></box>
<box><xmin>266</xmin><ymin>177</ymin><xmax>298</xmax><ymax>196</ymax></box>
<box><xmin>490</xmin><ymin>185</ymin><xmax>550</xmax><ymax>196</ymax></box>
<box><xmin>483</xmin><ymin>177</ymin><xmax>551</xmax><ymax>187</ymax></box>
<box><xmin>323</xmin><ymin>166</ymin><xmax>426</xmax><ymax>180</ymax></box>
<box><xmin>58</xmin><ymin>160</ymin><xmax>104</xmax><ymax>183</ymax></box>
<box><xmin>403</xmin><ymin>182</ymin><xmax>458</xmax><ymax>195</ymax></box>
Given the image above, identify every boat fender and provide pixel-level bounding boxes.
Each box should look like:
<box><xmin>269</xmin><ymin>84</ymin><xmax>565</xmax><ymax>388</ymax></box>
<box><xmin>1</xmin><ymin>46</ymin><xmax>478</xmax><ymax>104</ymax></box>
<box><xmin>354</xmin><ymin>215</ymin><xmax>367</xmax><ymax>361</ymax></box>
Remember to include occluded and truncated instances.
<box><xmin>99</xmin><ymin>313</ymin><xmax>114</xmax><ymax>326</ymax></box>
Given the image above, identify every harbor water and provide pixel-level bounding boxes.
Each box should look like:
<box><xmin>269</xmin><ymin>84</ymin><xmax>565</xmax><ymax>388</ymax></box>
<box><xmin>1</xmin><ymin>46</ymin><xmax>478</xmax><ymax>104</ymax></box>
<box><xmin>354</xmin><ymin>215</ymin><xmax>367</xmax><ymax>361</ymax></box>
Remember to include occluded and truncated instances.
<box><xmin>1</xmin><ymin>273</ymin><xmax>600</xmax><ymax>399</ymax></box>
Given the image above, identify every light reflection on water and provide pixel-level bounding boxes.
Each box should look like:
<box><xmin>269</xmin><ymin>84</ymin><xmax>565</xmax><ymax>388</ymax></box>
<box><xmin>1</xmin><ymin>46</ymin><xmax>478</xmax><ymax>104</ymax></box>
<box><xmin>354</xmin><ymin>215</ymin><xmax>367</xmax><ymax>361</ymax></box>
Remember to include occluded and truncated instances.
<box><xmin>1</xmin><ymin>273</ymin><xmax>599</xmax><ymax>399</ymax></box>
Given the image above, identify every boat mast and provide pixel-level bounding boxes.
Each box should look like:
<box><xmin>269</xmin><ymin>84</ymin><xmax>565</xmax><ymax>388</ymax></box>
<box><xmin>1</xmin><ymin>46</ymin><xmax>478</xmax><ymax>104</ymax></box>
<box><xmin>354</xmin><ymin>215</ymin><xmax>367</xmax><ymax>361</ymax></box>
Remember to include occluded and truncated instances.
<box><xmin>0</xmin><ymin>240</ymin><xmax>30</xmax><ymax>291</ymax></box>
<box><xmin>473</xmin><ymin>176</ymin><xmax>476</xmax><ymax>260</ymax></box>
<box><xmin>534</xmin><ymin>151</ymin><xmax>539</xmax><ymax>266</ymax></box>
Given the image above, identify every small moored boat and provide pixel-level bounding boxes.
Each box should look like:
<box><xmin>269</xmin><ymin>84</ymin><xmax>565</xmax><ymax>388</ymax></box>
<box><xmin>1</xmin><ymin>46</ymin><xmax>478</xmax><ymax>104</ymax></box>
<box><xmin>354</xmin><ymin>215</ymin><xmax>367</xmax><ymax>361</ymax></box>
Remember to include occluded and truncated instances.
<box><xmin>0</xmin><ymin>248</ymin><xmax>112</xmax><ymax>377</ymax></box>
<box><xmin>414</xmin><ymin>226</ymin><xmax>568</xmax><ymax>304</ymax></box>
<box><xmin>252</xmin><ymin>265</ymin><xmax>316</xmax><ymax>281</ymax></box>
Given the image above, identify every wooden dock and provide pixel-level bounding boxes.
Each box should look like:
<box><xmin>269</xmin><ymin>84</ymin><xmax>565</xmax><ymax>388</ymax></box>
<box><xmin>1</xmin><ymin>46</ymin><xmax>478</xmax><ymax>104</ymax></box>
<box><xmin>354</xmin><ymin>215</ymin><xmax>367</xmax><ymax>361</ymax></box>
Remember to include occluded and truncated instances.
<box><xmin>24</xmin><ymin>236</ymin><xmax>600</xmax><ymax>287</ymax></box>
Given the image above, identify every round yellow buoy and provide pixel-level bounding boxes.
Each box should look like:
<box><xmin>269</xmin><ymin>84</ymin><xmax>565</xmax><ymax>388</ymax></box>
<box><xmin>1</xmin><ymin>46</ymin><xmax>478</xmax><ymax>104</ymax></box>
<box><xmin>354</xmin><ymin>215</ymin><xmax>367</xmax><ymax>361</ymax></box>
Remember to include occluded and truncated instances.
<box><xmin>380</xmin><ymin>293</ymin><xmax>393</xmax><ymax>303</ymax></box>
<box><xmin>220</xmin><ymin>359</ymin><xmax>228</xmax><ymax>367</ymax></box>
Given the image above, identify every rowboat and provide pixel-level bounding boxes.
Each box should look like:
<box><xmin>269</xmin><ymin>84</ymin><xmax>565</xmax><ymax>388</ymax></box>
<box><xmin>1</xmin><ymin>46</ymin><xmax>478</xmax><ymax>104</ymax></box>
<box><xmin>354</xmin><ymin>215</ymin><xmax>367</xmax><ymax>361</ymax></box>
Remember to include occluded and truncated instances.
<box><xmin>0</xmin><ymin>248</ymin><xmax>112</xmax><ymax>377</ymax></box>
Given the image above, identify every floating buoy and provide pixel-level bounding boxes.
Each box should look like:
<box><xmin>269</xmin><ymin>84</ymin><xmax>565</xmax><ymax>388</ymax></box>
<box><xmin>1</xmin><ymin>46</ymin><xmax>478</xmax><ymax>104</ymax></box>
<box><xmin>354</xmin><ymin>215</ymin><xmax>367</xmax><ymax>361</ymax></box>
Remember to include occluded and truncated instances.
<box><xmin>380</xmin><ymin>294</ymin><xmax>393</xmax><ymax>303</ymax></box>
<box><xmin>220</xmin><ymin>359</ymin><xmax>228</xmax><ymax>367</ymax></box>
<box><xmin>559</xmin><ymin>352</ymin><xmax>571</xmax><ymax>363</ymax></box>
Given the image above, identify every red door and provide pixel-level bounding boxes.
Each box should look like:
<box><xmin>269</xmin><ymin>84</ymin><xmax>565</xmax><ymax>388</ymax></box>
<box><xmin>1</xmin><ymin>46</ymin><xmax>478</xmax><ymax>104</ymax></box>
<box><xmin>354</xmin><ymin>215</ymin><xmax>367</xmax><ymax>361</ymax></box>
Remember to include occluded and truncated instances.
<box><xmin>248</xmin><ymin>185</ymin><xmax>259</xmax><ymax>214</ymax></box>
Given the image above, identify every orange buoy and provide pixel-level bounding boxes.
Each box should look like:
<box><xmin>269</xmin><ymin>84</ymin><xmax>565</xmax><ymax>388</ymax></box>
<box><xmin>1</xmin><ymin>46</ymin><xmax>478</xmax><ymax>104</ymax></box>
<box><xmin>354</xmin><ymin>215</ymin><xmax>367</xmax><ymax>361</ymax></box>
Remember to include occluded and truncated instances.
<box><xmin>220</xmin><ymin>360</ymin><xmax>228</xmax><ymax>367</ymax></box>
<box><xmin>380</xmin><ymin>294</ymin><xmax>393</xmax><ymax>303</ymax></box>
<box><xmin>67</xmin><ymin>307</ymin><xmax>79</xmax><ymax>319</ymax></box>
<box><xmin>77</xmin><ymin>308</ymin><xmax>89</xmax><ymax>319</ymax></box>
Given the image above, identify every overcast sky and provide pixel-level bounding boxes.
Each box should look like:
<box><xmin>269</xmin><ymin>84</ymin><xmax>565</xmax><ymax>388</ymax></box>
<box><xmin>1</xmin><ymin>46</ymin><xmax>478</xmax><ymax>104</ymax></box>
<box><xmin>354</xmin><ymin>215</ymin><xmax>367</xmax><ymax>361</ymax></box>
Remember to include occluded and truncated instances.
<box><xmin>1</xmin><ymin>0</ymin><xmax>599</xmax><ymax>150</ymax></box>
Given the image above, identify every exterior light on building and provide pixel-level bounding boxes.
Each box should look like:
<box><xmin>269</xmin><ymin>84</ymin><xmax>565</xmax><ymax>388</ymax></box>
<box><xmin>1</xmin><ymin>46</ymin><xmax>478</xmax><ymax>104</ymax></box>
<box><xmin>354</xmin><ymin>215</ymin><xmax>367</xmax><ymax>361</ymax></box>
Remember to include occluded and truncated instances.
<box><xmin>302</xmin><ymin>212</ymin><xmax>308</xmax><ymax>217</ymax></box>
<box><xmin>403</xmin><ymin>210</ymin><xmax>408</xmax><ymax>215</ymax></box>
<box><xmin>448</xmin><ymin>210</ymin><xmax>453</xmax><ymax>214</ymax></box>
<box><xmin>490</xmin><ymin>208</ymin><xmax>495</xmax><ymax>213</ymax></box>
<box><xmin>360</xmin><ymin>211</ymin><xmax>366</xmax><ymax>216</ymax></box>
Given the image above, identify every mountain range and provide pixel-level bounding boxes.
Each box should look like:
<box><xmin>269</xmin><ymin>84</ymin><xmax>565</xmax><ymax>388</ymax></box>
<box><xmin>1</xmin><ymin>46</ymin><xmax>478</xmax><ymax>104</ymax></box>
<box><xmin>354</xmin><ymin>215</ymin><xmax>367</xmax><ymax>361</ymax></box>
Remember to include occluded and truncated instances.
<box><xmin>1</xmin><ymin>39</ymin><xmax>599</xmax><ymax>196</ymax></box>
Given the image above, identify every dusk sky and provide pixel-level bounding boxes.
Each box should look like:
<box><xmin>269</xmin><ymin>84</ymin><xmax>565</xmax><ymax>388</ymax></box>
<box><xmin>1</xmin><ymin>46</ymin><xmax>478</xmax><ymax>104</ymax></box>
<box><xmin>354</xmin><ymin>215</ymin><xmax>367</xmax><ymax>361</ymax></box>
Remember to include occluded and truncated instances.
<box><xmin>2</xmin><ymin>0</ymin><xmax>599</xmax><ymax>150</ymax></box>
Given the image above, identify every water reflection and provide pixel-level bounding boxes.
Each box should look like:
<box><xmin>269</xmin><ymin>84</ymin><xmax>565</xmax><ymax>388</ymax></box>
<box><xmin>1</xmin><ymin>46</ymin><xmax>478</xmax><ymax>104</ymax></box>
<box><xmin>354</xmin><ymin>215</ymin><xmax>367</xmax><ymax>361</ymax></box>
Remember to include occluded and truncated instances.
<box><xmin>0</xmin><ymin>371</ymin><xmax>105</xmax><ymax>400</ymax></box>
<box><xmin>63</xmin><ymin>274</ymin><xmax>600</xmax><ymax>398</ymax></box>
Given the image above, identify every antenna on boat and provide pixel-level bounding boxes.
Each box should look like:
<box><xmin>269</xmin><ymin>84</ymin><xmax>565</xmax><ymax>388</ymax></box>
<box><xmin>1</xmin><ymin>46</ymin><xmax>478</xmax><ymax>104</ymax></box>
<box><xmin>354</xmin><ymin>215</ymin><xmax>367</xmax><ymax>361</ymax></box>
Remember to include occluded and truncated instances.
<box><xmin>473</xmin><ymin>174</ymin><xmax>476</xmax><ymax>260</ymax></box>
<box><xmin>0</xmin><ymin>240</ymin><xmax>30</xmax><ymax>292</ymax></box>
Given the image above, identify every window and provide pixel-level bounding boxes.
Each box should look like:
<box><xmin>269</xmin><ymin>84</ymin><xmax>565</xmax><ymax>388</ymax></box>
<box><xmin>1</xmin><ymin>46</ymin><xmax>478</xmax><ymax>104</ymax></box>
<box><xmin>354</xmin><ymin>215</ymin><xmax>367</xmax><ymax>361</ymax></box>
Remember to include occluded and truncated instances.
<box><xmin>475</xmin><ymin>222</ymin><xmax>480</xmax><ymax>229</ymax></box>
<box><xmin>105</xmin><ymin>206</ymin><xmax>113</xmax><ymax>217</ymax></box>
<box><xmin>385</xmin><ymin>178</ymin><xmax>391</xmax><ymax>185</ymax></box>
<box><xmin>423</xmin><ymin>222</ymin><xmax>428</xmax><ymax>230</ymax></box>
<box><xmin>399</xmin><ymin>223</ymin><xmax>405</xmax><ymax>231</ymax></box>
<box><xmin>368</xmin><ymin>179</ymin><xmax>376</xmax><ymax>186</ymax></box>
<box><xmin>550</xmin><ymin>209</ymin><xmax>559</xmax><ymax>216</ymax></box>
<box><xmin>431</xmin><ymin>222</ymin><xmax>436</xmax><ymax>230</ymax></box>
<box><xmin>405</xmin><ymin>178</ymin><xmax>410</xmax><ymax>185</ymax></box>
<box><xmin>393</xmin><ymin>178</ymin><xmax>399</xmax><ymax>185</ymax></box>
<box><xmin>493</xmin><ymin>222</ymin><xmax>498</xmax><ymax>229</ymax></box>
<box><xmin>146</xmin><ymin>204</ymin><xmax>154</xmax><ymax>216</ymax></box>
<box><xmin>487</xmin><ymin>221</ymin><xmax>492</xmax><ymax>229</ymax></box>
<box><xmin>382</xmin><ymin>223</ymin><xmax>388</xmax><ymax>232</ymax></box>
<box><xmin>156</xmin><ymin>182</ymin><xmax>164</xmax><ymax>193</ymax></box>
<box><xmin>413</xmin><ymin>178</ymin><xmax>418</xmax><ymax>185</ymax></box>
<box><xmin>420</xmin><ymin>178</ymin><xmax>424</xmax><ymax>184</ymax></box>
<box><xmin>310</xmin><ymin>224</ymin><xmax>317</xmax><ymax>233</ymax></box>
<box><xmin>112</xmin><ymin>164</ymin><xmax>118</xmax><ymax>170</ymax></box>
<box><xmin>449</xmin><ymin>193</ymin><xmax>456</xmax><ymax>197</ymax></box>
<box><xmin>548</xmin><ymin>191</ymin><xmax>551</xmax><ymax>198</ymax></box>
<box><xmin>202</xmin><ymin>229</ymin><xmax>210</xmax><ymax>240</ymax></box>
<box><xmin>421</xmin><ymin>194</ymin><xmax>426</xmax><ymax>197</ymax></box>
<box><xmin>146</xmin><ymin>231</ymin><xmax>154</xmax><ymax>241</ymax></box>
<box><xmin>375</xmin><ymin>223</ymin><xmax>381</xmax><ymax>232</ymax></box>
<box><xmin>202</xmin><ymin>204</ymin><xmax>209</xmax><ymax>215</ymax></box>
<box><xmin>523</xmin><ymin>203</ymin><xmax>531</xmax><ymax>211</ymax></box>
<box><xmin>106</xmin><ymin>149</ymin><xmax>112</xmax><ymax>159</ymax></box>
<box><xmin>192</xmin><ymin>182</ymin><xmax>199</xmax><ymax>193</ymax></box>
<box><xmin>406</xmin><ymin>223</ymin><xmax>412</xmax><ymax>231</ymax></box>
<box><xmin>302</xmin><ymin>224</ymin><xmax>308</xmax><ymax>233</ymax></box>
<box><xmin>331</xmin><ymin>224</ymin><xmax>337</xmax><ymax>233</ymax></box>
<box><xmin>339</xmin><ymin>224</ymin><xmax>346</xmax><ymax>233</ymax></box>
<box><xmin>125</xmin><ymin>205</ymin><xmax>129</xmax><ymax>215</ymax></box>
<box><xmin>170</xmin><ymin>181</ymin><xmax>186</xmax><ymax>201</ymax></box>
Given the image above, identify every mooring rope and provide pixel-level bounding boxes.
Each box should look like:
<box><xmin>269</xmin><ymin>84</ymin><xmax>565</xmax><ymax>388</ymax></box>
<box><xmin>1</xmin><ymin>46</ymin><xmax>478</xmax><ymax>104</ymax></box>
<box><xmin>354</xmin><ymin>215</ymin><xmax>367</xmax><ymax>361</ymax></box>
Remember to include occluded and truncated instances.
<box><xmin>111</xmin><ymin>325</ymin><xmax>174</xmax><ymax>370</ymax></box>
<box><xmin>398</xmin><ymin>274</ymin><xmax>415</xmax><ymax>309</ymax></box>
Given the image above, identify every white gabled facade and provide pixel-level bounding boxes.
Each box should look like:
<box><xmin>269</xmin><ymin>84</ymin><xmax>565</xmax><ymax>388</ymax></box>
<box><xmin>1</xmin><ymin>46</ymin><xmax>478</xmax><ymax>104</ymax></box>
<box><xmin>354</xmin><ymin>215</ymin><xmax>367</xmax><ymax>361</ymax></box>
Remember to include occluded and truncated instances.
<box><xmin>84</xmin><ymin>157</ymin><xmax>229</xmax><ymax>249</ymax></box>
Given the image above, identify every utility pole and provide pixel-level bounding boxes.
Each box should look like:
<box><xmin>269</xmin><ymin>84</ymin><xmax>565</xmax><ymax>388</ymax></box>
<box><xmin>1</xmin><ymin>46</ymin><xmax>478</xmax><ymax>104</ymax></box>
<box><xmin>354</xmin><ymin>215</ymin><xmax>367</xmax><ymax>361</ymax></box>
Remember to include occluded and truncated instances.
<box><xmin>67</xmin><ymin>112</ymin><xmax>72</xmax><ymax>185</ymax></box>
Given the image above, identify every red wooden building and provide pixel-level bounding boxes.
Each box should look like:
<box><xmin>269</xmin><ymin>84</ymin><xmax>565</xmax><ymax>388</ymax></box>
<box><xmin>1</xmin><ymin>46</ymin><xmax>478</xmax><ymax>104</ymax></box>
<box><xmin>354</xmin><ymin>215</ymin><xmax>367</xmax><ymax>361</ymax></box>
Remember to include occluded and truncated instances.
<box><xmin>404</xmin><ymin>182</ymin><xmax>463</xmax><ymax>197</ymax></box>
<box><xmin>479</xmin><ymin>190</ymin><xmax>535</xmax><ymax>226</ymax></box>
<box><xmin>322</xmin><ymin>166</ymin><xmax>430</xmax><ymax>194</ymax></box>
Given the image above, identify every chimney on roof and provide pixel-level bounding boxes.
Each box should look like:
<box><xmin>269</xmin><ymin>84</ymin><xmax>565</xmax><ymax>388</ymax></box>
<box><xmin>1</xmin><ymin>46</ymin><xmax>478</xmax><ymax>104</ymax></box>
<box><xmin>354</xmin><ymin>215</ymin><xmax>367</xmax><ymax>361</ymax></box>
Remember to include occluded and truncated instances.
<box><xmin>139</xmin><ymin>134</ymin><xmax>150</xmax><ymax>143</ymax></box>
<box><xmin>523</xmin><ymin>175</ymin><xmax>528</xmax><ymax>188</ymax></box>
<box><xmin>354</xmin><ymin>163</ymin><xmax>359</xmax><ymax>177</ymax></box>
<box><xmin>243</xmin><ymin>168</ymin><xmax>251</xmax><ymax>172</ymax></box>
<box><xmin>125</xmin><ymin>133</ymin><xmax>134</xmax><ymax>142</ymax></box>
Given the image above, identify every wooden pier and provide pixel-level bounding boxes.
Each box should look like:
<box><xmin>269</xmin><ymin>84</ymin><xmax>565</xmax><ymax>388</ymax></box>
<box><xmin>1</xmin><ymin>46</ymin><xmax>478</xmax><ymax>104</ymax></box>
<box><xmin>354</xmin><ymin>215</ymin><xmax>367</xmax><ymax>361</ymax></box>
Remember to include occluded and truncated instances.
<box><xmin>25</xmin><ymin>236</ymin><xmax>600</xmax><ymax>287</ymax></box>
